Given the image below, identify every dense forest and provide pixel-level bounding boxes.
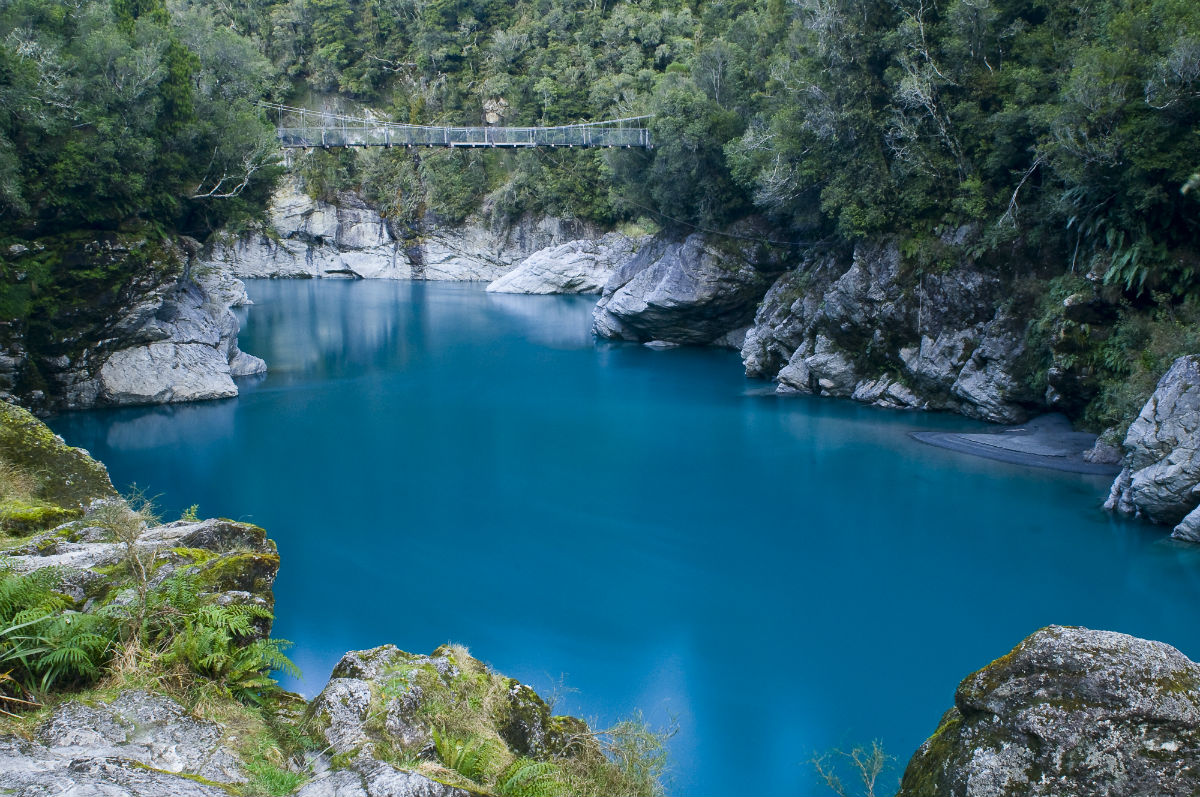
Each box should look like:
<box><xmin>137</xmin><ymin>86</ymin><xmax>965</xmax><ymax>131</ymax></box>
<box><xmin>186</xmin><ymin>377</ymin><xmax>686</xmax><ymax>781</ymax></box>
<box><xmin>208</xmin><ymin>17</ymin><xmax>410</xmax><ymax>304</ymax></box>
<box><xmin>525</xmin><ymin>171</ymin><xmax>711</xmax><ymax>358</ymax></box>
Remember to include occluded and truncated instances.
<box><xmin>0</xmin><ymin>0</ymin><xmax>1198</xmax><ymax>423</ymax></box>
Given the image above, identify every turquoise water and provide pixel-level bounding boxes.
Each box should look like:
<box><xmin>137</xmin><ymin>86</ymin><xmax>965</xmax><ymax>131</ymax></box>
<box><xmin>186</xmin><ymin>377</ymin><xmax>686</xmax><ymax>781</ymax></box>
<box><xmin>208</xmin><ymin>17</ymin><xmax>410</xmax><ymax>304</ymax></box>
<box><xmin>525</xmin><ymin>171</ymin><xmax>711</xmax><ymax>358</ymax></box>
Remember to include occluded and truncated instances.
<box><xmin>50</xmin><ymin>280</ymin><xmax>1200</xmax><ymax>797</ymax></box>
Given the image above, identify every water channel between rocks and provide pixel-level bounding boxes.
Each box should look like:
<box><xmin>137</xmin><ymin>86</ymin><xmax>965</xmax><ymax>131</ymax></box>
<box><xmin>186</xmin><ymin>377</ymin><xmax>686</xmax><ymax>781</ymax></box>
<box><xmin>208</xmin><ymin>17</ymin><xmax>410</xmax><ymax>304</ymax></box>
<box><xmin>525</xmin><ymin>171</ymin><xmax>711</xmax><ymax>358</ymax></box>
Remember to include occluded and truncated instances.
<box><xmin>49</xmin><ymin>279</ymin><xmax>1200</xmax><ymax>797</ymax></box>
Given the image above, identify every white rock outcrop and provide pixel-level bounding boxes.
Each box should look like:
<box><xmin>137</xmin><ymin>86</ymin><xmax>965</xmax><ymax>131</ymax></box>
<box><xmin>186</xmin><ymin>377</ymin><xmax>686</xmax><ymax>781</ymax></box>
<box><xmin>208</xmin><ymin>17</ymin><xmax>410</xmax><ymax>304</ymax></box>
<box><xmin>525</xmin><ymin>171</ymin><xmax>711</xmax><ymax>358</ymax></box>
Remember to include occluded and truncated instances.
<box><xmin>741</xmin><ymin>239</ymin><xmax>1038</xmax><ymax>423</ymax></box>
<box><xmin>203</xmin><ymin>177</ymin><xmax>604</xmax><ymax>282</ymax></box>
<box><xmin>1105</xmin><ymin>355</ymin><xmax>1200</xmax><ymax>539</ymax></box>
<box><xmin>486</xmin><ymin>232</ymin><xmax>637</xmax><ymax>294</ymax></box>
<box><xmin>86</xmin><ymin>274</ymin><xmax>265</xmax><ymax>407</ymax></box>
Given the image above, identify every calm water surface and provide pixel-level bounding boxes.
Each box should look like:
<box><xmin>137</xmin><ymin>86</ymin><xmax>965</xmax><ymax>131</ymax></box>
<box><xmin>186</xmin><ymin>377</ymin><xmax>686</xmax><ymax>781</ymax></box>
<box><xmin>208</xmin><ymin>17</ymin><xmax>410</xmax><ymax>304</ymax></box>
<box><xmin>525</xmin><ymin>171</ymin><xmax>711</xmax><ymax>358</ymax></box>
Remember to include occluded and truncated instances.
<box><xmin>50</xmin><ymin>280</ymin><xmax>1200</xmax><ymax>797</ymax></box>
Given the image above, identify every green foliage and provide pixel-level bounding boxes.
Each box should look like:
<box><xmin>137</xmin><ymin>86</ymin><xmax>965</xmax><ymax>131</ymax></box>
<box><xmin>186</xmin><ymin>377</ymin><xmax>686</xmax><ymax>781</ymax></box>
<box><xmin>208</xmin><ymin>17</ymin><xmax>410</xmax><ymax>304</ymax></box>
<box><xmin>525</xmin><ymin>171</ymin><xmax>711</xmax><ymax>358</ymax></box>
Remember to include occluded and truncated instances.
<box><xmin>180</xmin><ymin>505</ymin><xmax>200</xmax><ymax>522</ymax></box>
<box><xmin>0</xmin><ymin>566</ymin><xmax>115</xmax><ymax>701</ymax></box>
<box><xmin>496</xmin><ymin>758</ymin><xmax>568</xmax><ymax>797</ymax></box>
<box><xmin>1084</xmin><ymin>296</ymin><xmax>1200</xmax><ymax>432</ymax></box>
<box><xmin>433</xmin><ymin>728</ymin><xmax>505</xmax><ymax>785</ymax></box>
<box><xmin>148</xmin><ymin>574</ymin><xmax>299</xmax><ymax>705</ymax></box>
<box><xmin>0</xmin><ymin>0</ymin><xmax>279</xmax><ymax>240</ymax></box>
<box><xmin>243</xmin><ymin>759</ymin><xmax>308</xmax><ymax>795</ymax></box>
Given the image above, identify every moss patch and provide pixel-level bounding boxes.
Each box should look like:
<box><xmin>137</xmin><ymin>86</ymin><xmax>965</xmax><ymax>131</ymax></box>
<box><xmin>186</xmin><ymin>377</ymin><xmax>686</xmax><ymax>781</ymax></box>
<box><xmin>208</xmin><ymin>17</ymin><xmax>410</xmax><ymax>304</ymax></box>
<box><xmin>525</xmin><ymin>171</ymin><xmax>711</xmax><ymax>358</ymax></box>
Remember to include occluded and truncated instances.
<box><xmin>0</xmin><ymin>500</ymin><xmax>80</xmax><ymax>535</ymax></box>
<box><xmin>0</xmin><ymin>402</ymin><xmax>114</xmax><ymax>508</ymax></box>
<box><xmin>188</xmin><ymin>550</ymin><xmax>280</xmax><ymax>596</ymax></box>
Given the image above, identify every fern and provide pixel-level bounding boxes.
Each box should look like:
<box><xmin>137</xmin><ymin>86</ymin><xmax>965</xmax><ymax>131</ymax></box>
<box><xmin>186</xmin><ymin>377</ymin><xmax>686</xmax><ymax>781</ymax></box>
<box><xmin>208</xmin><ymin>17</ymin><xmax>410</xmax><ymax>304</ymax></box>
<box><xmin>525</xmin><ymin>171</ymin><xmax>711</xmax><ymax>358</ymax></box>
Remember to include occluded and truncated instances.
<box><xmin>433</xmin><ymin>729</ymin><xmax>502</xmax><ymax>784</ymax></box>
<box><xmin>148</xmin><ymin>574</ymin><xmax>298</xmax><ymax>703</ymax></box>
<box><xmin>0</xmin><ymin>567</ymin><xmax>114</xmax><ymax>696</ymax></box>
<box><xmin>497</xmin><ymin>758</ymin><xmax>567</xmax><ymax>797</ymax></box>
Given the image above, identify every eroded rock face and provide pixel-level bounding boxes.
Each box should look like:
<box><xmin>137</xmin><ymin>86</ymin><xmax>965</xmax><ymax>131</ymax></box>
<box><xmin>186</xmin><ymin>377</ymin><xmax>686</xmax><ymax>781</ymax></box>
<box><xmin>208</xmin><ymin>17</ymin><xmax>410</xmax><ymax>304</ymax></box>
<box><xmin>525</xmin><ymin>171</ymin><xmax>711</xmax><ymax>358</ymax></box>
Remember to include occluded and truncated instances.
<box><xmin>592</xmin><ymin>228</ymin><xmax>786</xmax><ymax>344</ymax></box>
<box><xmin>0</xmin><ymin>690</ymin><xmax>245</xmax><ymax>796</ymax></box>
<box><xmin>742</xmin><ymin>239</ymin><xmax>1039</xmax><ymax>423</ymax></box>
<box><xmin>1</xmin><ymin>237</ymin><xmax>264</xmax><ymax>412</ymax></box>
<box><xmin>204</xmin><ymin>177</ymin><xmax>603</xmax><ymax>283</ymax></box>
<box><xmin>1106</xmin><ymin>355</ymin><xmax>1200</xmax><ymax>539</ymax></box>
<box><xmin>486</xmin><ymin>232</ymin><xmax>638</xmax><ymax>294</ymax></box>
<box><xmin>898</xmin><ymin>625</ymin><xmax>1200</xmax><ymax>797</ymax></box>
<box><xmin>87</xmin><ymin>274</ymin><xmax>263</xmax><ymax>407</ymax></box>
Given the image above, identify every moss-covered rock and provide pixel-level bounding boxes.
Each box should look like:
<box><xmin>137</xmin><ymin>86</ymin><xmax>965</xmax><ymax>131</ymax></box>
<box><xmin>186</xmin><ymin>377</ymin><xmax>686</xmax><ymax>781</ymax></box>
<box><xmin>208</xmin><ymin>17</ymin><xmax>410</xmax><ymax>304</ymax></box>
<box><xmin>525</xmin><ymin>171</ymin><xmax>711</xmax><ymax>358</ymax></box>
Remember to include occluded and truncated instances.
<box><xmin>898</xmin><ymin>625</ymin><xmax>1200</xmax><ymax>797</ymax></box>
<box><xmin>0</xmin><ymin>401</ymin><xmax>114</xmax><ymax>509</ymax></box>
<box><xmin>0</xmin><ymin>499</ymin><xmax>80</xmax><ymax>535</ymax></box>
<box><xmin>308</xmin><ymin>643</ymin><xmax>610</xmax><ymax>795</ymax></box>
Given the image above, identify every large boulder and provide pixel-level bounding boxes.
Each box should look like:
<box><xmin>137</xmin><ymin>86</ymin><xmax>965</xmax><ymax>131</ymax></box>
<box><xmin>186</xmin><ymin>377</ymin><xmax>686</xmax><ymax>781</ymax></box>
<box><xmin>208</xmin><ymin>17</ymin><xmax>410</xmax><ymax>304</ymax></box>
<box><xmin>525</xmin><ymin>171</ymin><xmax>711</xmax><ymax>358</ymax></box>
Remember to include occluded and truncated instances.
<box><xmin>305</xmin><ymin>644</ymin><xmax>599</xmax><ymax>795</ymax></box>
<box><xmin>592</xmin><ymin>227</ymin><xmax>786</xmax><ymax>344</ymax></box>
<box><xmin>1106</xmin><ymin>355</ymin><xmax>1200</xmax><ymax>539</ymax></box>
<box><xmin>742</xmin><ymin>238</ymin><xmax>1041</xmax><ymax>423</ymax></box>
<box><xmin>486</xmin><ymin>232</ymin><xmax>638</xmax><ymax>295</ymax></box>
<box><xmin>898</xmin><ymin>625</ymin><xmax>1200</xmax><ymax>797</ymax></box>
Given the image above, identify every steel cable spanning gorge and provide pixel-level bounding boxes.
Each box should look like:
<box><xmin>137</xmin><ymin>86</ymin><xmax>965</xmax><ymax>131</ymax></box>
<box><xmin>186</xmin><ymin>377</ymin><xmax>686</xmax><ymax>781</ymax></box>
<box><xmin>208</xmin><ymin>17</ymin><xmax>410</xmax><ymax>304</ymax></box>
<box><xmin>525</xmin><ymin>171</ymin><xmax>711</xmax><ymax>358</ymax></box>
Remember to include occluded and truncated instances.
<box><xmin>262</xmin><ymin>102</ymin><xmax>653</xmax><ymax>149</ymax></box>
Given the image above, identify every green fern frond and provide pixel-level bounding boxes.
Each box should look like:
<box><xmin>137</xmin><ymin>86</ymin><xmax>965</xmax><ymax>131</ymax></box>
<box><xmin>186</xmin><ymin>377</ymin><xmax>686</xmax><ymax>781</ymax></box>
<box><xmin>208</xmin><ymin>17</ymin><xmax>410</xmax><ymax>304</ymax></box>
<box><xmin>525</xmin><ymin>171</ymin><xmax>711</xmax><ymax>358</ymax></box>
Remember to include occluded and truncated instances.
<box><xmin>497</xmin><ymin>758</ymin><xmax>567</xmax><ymax>797</ymax></box>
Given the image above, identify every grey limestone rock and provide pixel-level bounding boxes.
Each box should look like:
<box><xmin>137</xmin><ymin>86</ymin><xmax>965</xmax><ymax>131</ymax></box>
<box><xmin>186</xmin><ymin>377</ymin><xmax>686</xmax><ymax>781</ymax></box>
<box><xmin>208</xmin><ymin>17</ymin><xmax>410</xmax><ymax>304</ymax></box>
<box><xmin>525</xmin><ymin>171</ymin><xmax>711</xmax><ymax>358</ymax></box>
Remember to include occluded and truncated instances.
<box><xmin>204</xmin><ymin>177</ymin><xmax>602</xmax><ymax>283</ymax></box>
<box><xmin>486</xmin><ymin>232</ymin><xmax>638</xmax><ymax>294</ymax></box>
<box><xmin>1105</xmin><ymin>355</ymin><xmax>1200</xmax><ymax>536</ymax></box>
<box><xmin>0</xmin><ymin>690</ymin><xmax>245</xmax><ymax>797</ymax></box>
<box><xmin>898</xmin><ymin>625</ymin><xmax>1200</xmax><ymax>797</ymax></box>
<box><xmin>308</xmin><ymin>644</ymin><xmax>600</xmax><ymax>790</ymax></box>
<box><xmin>99</xmin><ymin>341</ymin><xmax>238</xmax><ymax>404</ymax></box>
<box><xmin>592</xmin><ymin>227</ymin><xmax>785</xmax><ymax>345</ymax></box>
<box><xmin>742</xmin><ymin>238</ymin><xmax>1037</xmax><ymax>422</ymax></box>
<box><xmin>3</xmin><ymin>235</ymin><xmax>266</xmax><ymax>411</ymax></box>
<box><xmin>4</xmin><ymin>515</ymin><xmax>278</xmax><ymax>624</ymax></box>
<box><xmin>297</xmin><ymin>761</ymin><xmax>476</xmax><ymax>797</ymax></box>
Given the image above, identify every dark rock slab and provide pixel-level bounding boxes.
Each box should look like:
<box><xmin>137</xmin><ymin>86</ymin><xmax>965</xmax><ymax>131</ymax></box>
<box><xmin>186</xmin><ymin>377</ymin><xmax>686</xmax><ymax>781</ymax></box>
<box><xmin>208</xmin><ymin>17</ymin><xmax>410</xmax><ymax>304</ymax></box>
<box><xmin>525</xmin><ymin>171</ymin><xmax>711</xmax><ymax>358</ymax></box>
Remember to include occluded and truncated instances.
<box><xmin>910</xmin><ymin>414</ymin><xmax>1120</xmax><ymax>475</ymax></box>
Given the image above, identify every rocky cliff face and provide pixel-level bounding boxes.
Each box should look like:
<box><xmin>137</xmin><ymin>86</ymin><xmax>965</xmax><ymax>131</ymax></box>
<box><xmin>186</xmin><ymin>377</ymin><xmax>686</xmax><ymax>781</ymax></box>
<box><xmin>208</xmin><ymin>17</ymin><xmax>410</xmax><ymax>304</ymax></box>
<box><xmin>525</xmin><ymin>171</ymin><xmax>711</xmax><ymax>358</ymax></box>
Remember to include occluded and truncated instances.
<box><xmin>1106</xmin><ymin>355</ymin><xmax>1200</xmax><ymax>540</ymax></box>
<box><xmin>204</xmin><ymin>178</ymin><xmax>604</xmax><ymax>282</ymax></box>
<box><xmin>592</xmin><ymin>226</ymin><xmax>787</xmax><ymax>346</ymax></box>
<box><xmin>1</xmin><ymin>236</ymin><xmax>264</xmax><ymax>413</ymax></box>
<box><xmin>898</xmin><ymin>625</ymin><xmax>1200</xmax><ymax>797</ymax></box>
<box><xmin>741</xmin><ymin>239</ymin><xmax>1046</xmax><ymax>423</ymax></box>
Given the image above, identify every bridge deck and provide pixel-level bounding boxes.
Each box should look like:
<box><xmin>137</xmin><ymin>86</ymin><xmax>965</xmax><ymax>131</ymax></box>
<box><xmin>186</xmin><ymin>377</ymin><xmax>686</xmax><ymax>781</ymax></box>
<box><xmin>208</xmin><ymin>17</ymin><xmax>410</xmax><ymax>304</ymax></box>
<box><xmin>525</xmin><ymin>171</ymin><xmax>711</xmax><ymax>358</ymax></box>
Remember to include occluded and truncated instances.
<box><xmin>264</xmin><ymin>104</ymin><xmax>652</xmax><ymax>149</ymax></box>
<box><xmin>277</xmin><ymin>124</ymin><xmax>651</xmax><ymax>148</ymax></box>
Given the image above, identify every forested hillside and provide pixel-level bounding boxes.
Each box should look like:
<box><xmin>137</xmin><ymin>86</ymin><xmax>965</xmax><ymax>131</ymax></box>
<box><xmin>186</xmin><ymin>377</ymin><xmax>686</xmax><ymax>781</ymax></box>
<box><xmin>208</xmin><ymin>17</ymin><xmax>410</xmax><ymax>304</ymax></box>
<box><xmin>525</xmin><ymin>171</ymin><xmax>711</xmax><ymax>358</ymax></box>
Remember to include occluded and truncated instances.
<box><xmin>174</xmin><ymin>0</ymin><xmax>1200</xmax><ymax>298</ymax></box>
<box><xmin>1</xmin><ymin>0</ymin><xmax>1198</xmax><ymax>424</ymax></box>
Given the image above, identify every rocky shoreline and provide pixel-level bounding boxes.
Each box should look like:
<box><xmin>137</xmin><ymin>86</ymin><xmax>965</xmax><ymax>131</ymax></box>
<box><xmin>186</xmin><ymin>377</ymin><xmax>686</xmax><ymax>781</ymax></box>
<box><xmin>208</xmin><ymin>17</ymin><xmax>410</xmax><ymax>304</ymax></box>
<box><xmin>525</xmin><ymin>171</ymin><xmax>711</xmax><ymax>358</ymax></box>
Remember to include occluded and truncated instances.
<box><xmin>12</xmin><ymin>178</ymin><xmax>1200</xmax><ymax>533</ymax></box>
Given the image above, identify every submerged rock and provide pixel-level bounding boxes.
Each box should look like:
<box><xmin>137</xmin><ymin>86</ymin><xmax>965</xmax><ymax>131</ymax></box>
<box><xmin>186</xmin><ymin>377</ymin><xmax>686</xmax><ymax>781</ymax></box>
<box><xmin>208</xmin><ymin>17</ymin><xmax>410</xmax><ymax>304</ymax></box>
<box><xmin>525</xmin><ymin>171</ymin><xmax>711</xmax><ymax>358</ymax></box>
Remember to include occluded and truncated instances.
<box><xmin>592</xmin><ymin>226</ymin><xmax>785</xmax><ymax>344</ymax></box>
<box><xmin>486</xmin><ymin>232</ymin><xmax>637</xmax><ymax>294</ymax></box>
<box><xmin>898</xmin><ymin>625</ymin><xmax>1200</xmax><ymax>797</ymax></box>
<box><xmin>1106</xmin><ymin>355</ymin><xmax>1200</xmax><ymax>538</ymax></box>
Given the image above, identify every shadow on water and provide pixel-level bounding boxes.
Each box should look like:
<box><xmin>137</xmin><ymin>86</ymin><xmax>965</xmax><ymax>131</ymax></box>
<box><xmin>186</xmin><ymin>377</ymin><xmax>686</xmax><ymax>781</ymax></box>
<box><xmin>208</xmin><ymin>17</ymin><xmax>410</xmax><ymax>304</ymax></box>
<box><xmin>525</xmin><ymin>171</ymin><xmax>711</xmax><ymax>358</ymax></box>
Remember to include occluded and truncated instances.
<box><xmin>49</xmin><ymin>279</ymin><xmax>1200</xmax><ymax>797</ymax></box>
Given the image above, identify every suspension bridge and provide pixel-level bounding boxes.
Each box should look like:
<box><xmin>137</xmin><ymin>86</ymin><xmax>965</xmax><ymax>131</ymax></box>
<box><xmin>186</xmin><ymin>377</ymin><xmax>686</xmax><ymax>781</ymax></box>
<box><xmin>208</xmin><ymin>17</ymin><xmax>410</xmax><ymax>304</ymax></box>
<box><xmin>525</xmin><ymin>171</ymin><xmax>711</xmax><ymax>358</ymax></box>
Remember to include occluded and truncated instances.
<box><xmin>262</xmin><ymin>103</ymin><xmax>653</xmax><ymax>149</ymax></box>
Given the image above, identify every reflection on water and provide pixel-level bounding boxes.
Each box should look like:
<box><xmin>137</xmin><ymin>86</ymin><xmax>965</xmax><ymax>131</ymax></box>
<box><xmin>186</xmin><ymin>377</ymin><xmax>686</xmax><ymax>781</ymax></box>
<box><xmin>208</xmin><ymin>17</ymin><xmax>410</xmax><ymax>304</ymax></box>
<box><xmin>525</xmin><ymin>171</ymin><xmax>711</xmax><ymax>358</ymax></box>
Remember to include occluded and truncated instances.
<box><xmin>49</xmin><ymin>280</ymin><xmax>1200</xmax><ymax>797</ymax></box>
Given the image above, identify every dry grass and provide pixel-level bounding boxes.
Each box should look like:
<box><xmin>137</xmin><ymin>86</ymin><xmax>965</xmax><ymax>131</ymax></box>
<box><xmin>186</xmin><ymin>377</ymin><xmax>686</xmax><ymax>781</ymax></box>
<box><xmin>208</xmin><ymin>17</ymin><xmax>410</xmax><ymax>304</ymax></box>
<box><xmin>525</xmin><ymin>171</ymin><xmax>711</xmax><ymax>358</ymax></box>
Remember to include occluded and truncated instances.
<box><xmin>0</xmin><ymin>458</ymin><xmax>37</xmax><ymax>503</ymax></box>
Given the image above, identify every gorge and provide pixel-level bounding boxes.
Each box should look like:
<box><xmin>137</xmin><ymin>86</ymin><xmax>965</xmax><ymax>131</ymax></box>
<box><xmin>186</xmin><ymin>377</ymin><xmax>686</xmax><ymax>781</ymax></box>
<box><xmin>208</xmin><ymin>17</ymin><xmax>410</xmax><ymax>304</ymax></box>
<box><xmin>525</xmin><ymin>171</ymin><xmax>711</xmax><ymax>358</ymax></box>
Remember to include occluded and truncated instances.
<box><xmin>2</xmin><ymin>0</ymin><xmax>1199</xmax><ymax>792</ymax></box>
